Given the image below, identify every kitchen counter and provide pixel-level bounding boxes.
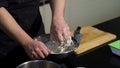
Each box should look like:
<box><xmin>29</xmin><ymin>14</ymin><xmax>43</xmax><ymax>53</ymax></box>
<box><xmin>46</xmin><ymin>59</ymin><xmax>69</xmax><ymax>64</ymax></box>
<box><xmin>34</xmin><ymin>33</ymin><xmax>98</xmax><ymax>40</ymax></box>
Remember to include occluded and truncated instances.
<box><xmin>47</xmin><ymin>17</ymin><xmax>120</xmax><ymax>68</ymax></box>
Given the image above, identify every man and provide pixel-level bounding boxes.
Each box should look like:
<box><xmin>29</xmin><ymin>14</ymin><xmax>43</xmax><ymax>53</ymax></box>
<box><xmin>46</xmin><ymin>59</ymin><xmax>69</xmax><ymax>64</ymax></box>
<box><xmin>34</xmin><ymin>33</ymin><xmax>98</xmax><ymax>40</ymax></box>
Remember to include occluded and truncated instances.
<box><xmin>0</xmin><ymin>0</ymin><xmax>71</xmax><ymax>67</ymax></box>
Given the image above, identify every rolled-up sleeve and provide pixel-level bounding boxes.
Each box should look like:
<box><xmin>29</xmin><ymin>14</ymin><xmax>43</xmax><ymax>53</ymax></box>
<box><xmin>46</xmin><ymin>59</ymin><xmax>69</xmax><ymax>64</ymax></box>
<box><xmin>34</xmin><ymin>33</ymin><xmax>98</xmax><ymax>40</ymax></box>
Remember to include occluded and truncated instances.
<box><xmin>0</xmin><ymin>0</ymin><xmax>8</xmax><ymax>8</ymax></box>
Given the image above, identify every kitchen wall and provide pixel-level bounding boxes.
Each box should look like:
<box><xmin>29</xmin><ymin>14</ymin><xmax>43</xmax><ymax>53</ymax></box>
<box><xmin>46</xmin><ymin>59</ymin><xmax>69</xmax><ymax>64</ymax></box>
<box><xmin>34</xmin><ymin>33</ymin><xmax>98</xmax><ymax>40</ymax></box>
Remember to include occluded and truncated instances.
<box><xmin>39</xmin><ymin>0</ymin><xmax>120</xmax><ymax>33</ymax></box>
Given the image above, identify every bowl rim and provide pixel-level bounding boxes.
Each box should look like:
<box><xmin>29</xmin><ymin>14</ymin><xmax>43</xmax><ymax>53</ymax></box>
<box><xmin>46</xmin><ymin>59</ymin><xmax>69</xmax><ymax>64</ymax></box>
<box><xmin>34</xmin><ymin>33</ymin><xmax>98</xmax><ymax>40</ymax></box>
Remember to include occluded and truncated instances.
<box><xmin>16</xmin><ymin>60</ymin><xmax>60</xmax><ymax>68</ymax></box>
<box><xmin>34</xmin><ymin>34</ymin><xmax>79</xmax><ymax>54</ymax></box>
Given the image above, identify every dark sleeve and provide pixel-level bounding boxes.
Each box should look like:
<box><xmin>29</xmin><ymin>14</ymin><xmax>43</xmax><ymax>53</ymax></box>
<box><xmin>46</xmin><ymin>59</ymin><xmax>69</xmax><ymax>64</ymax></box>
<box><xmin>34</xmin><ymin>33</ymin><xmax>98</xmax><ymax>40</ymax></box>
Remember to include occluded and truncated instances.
<box><xmin>0</xmin><ymin>0</ymin><xmax>8</xmax><ymax>8</ymax></box>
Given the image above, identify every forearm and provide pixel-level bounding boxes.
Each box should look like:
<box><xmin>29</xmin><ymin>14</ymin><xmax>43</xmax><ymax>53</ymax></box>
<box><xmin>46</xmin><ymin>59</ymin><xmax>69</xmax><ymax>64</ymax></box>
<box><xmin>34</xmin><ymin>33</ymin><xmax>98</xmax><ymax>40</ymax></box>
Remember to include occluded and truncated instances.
<box><xmin>0</xmin><ymin>7</ymin><xmax>33</xmax><ymax>46</ymax></box>
<box><xmin>50</xmin><ymin>0</ymin><xmax>66</xmax><ymax>19</ymax></box>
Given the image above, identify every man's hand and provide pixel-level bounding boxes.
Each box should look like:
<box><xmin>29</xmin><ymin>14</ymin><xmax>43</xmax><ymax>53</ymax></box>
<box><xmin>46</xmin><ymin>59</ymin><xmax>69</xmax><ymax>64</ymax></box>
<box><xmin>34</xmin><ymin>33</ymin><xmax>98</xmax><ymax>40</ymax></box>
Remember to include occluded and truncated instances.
<box><xmin>49</xmin><ymin>0</ymin><xmax>71</xmax><ymax>43</ymax></box>
<box><xmin>23</xmin><ymin>40</ymin><xmax>51</xmax><ymax>59</ymax></box>
<box><xmin>50</xmin><ymin>17</ymin><xmax>71</xmax><ymax>43</ymax></box>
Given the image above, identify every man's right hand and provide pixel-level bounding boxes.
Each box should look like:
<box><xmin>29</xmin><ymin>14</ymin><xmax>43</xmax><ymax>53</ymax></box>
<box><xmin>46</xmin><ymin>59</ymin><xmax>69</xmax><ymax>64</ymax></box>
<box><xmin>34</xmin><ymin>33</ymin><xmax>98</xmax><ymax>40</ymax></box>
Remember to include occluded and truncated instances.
<box><xmin>23</xmin><ymin>40</ymin><xmax>52</xmax><ymax>59</ymax></box>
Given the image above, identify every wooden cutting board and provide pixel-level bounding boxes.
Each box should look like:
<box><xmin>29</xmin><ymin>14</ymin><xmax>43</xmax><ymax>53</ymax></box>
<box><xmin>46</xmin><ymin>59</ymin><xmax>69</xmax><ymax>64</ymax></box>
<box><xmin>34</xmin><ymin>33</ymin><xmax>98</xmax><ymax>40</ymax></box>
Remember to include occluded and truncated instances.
<box><xmin>72</xmin><ymin>26</ymin><xmax>116</xmax><ymax>55</ymax></box>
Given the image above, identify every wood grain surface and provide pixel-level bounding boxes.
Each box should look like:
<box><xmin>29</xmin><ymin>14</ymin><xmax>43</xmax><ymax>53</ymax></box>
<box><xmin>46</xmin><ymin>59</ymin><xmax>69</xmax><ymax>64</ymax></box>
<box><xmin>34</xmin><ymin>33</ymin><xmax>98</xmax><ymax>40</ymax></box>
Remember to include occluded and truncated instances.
<box><xmin>73</xmin><ymin>26</ymin><xmax>116</xmax><ymax>55</ymax></box>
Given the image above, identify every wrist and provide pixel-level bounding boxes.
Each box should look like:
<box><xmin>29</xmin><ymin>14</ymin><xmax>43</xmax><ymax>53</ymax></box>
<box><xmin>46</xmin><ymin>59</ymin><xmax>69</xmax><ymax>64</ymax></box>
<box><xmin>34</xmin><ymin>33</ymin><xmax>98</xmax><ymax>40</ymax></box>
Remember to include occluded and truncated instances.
<box><xmin>52</xmin><ymin>11</ymin><xmax>64</xmax><ymax>19</ymax></box>
<box><xmin>52</xmin><ymin>15</ymin><xmax>64</xmax><ymax>23</ymax></box>
<box><xmin>20</xmin><ymin>36</ymin><xmax>34</xmax><ymax>47</ymax></box>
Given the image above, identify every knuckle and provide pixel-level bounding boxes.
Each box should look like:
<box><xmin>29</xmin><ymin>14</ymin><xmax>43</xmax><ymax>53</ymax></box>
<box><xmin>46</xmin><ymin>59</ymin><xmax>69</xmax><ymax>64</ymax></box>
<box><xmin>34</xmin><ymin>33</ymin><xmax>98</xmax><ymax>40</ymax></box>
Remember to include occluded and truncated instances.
<box><xmin>35</xmin><ymin>48</ymin><xmax>40</xmax><ymax>52</ymax></box>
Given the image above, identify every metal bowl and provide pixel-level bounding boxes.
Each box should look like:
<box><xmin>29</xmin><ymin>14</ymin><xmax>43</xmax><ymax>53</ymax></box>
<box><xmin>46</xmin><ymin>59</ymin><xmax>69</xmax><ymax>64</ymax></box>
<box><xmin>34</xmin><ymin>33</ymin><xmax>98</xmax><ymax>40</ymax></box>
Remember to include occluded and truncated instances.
<box><xmin>34</xmin><ymin>34</ymin><xmax>79</xmax><ymax>54</ymax></box>
<box><xmin>16</xmin><ymin>60</ymin><xmax>61</xmax><ymax>68</ymax></box>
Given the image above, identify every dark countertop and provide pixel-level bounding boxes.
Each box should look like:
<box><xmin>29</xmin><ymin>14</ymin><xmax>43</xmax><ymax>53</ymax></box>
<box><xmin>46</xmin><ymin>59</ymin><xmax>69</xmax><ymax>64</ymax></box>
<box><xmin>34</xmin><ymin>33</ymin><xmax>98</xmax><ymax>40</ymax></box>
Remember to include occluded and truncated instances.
<box><xmin>50</xmin><ymin>17</ymin><xmax>120</xmax><ymax>68</ymax></box>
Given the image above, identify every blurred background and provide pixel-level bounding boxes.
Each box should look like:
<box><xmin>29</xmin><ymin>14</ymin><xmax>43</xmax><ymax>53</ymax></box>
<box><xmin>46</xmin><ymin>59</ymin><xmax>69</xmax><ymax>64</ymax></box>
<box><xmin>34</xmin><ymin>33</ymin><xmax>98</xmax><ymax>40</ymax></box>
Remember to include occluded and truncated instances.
<box><xmin>39</xmin><ymin>0</ymin><xmax>120</xmax><ymax>33</ymax></box>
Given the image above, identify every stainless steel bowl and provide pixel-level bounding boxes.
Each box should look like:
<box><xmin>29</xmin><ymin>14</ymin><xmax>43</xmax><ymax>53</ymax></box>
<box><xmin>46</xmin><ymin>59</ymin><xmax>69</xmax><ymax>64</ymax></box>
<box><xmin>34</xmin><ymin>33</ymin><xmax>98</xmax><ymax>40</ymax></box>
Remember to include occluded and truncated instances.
<box><xmin>16</xmin><ymin>60</ymin><xmax>61</xmax><ymax>68</ymax></box>
<box><xmin>34</xmin><ymin>34</ymin><xmax>79</xmax><ymax>54</ymax></box>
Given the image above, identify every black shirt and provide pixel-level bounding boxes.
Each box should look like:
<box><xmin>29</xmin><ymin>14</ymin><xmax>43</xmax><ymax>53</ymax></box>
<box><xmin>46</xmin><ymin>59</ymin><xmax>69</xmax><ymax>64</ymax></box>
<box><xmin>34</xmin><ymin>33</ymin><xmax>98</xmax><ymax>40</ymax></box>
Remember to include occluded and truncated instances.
<box><xmin>0</xmin><ymin>0</ymin><xmax>45</xmax><ymax>56</ymax></box>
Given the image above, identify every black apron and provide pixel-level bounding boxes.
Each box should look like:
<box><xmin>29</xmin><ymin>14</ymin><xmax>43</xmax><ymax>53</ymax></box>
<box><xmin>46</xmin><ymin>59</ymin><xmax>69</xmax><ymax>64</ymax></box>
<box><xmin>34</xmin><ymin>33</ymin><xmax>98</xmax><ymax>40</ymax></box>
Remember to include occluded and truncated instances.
<box><xmin>0</xmin><ymin>0</ymin><xmax>45</xmax><ymax>56</ymax></box>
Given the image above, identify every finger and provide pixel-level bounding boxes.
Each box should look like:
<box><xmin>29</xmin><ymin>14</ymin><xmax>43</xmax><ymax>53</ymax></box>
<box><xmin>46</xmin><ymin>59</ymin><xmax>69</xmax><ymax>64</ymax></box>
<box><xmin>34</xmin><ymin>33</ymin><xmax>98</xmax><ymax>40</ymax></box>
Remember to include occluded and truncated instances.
<box><xmin>63</xmin><ymin>27</ymin><xmax>71</xmax><ymax>41</ymax></box>
<box><xmin>50</xmin><ymin>30</ymin><xmax>57</xmax><ymax>42</ymax></box>
<box><xmin>67</xmin><ymin>30</ymin><xmax>72</xmax><ymax>40</ymax></box>
<box><xmin>50</xmin><ymin>33</ymin><xmax>58</xmax><ymax>42</ymax></box>
<box><xmin>41</xmin><ymin>48</ymin><xmax>49</xmax><ymax>57</ymax></box>
<box><xmin>50</xmin><ymin>31</ymin><xmax>54</xmax><ymax>41</ymax></box>
<box><xmin>40</xmin><ymin>44</ymin><xmax>49</xmax><ymax>56</ymax></box>
<box><xmin>34</xmin><ymin>47</ymin><xmax>45</xmax><ymax>59</ymax></box>
<box><xmin>42</xmin><ymin>43</ymin><xmax>52</xmax><ymax>54</ymax></box>
<box><xmin>57</xmin><ymin>32</ymin><xmax>64</xmax><ymax>43</ymax></box>
<box><xmin>31</xmin><ymin>51</ymin><xmax>39</xmax><ymax>59</ymax></box>
<box><xmin>31</xmin><ymin>55</ymin><xmax>35</xmax><ymax>59</ymax></box>
<box><xmin>62</xmin><ymin>28</ymin><xmax>68</xmax><ymax>41</ymax></box>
